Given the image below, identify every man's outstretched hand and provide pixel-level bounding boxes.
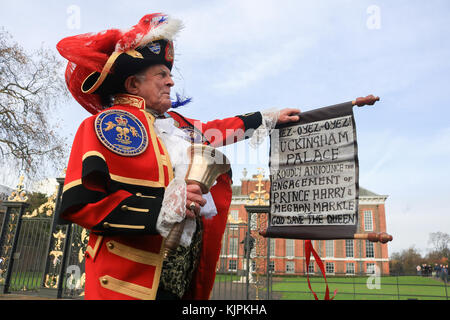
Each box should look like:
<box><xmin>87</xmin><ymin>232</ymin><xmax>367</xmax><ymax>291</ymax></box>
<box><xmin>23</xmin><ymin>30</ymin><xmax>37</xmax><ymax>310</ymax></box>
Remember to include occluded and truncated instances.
<box><xmin>277</xmin><ymin>108</ymin><xmax>301</xmax><ymax>124</ymax></box>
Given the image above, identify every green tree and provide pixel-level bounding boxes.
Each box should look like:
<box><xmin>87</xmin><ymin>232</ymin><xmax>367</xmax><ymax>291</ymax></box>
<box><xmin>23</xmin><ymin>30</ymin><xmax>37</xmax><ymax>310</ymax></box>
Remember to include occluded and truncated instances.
<box><xmin>26</xmin><ymin>191</ymin><xmax>48</xmax><ymax>215</ymax></box>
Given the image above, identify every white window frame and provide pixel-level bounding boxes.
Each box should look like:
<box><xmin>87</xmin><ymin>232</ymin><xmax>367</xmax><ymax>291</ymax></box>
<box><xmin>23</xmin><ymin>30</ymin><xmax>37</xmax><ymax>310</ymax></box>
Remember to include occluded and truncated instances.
<box><xmin>285</xmin><ymin>239</ymin><xmax>295</xmax><ymax>258</ymax></box>
<box><xmin>228</xmin><ymin>259</ymin><xmax>237</xmax><ymax>271</ymax></box>
<box><xmin>307</xmin><ymin>261</ymin><xmax>315</xmax><ymax>274</ymax></box>
<box><xmin>364</xmin><ymin>210</ymin><xmax>373</xmax><ymax>231</ymax></box>
<box><xmin>229</xmin><ymin>237</ymin><xmax>238</xmax><ymax>256</ymax></box>
<box><xmin>345</xmin><ymin>240</ymin><xmax>354</xmax><ymax>258</ymax></box>
<box><xmin>365</xmin><ymin>240</ymin><xmax>374</xmax><ymax>258</ymax></box>
<box><xmin>286</xmin><ymin>261</ymin><xmax>295</xmax><ymax>274</ymax></box>
<box><xmin>230</xmin><ymin>209</ymin><xmax>239</xmax><ymax>222</ymax></box>
<box><xmin>325</xmin><ymin>262</ymin><xmax>335</xmax><ymax>275</ymax></box>
<box><xmin>269</xmin><ymin>238</ymin><xmax>275</xmax><ymax>257</ymax></box>
<box><xmin>366</xmin><ymin>263</ymin><xmax>376</xmax><ymax>274</ymax></box>
<box><xmin>325</xmin><ymin>240</ymin><xmax>334</xmax><ymax>258</ymax></box>
<box><xmin>346</xmin><ymin>262</ymin><xmax>355</xmax><ymax>275</ymax></box>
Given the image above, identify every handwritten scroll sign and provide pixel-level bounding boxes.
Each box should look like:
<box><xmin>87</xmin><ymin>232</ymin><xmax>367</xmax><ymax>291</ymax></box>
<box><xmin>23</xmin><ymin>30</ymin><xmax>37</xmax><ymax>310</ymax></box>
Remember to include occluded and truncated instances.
<box><xmin>265</xmin><ymin>101</ymin><xmax>360</xmax><ymax>240</ymax></box>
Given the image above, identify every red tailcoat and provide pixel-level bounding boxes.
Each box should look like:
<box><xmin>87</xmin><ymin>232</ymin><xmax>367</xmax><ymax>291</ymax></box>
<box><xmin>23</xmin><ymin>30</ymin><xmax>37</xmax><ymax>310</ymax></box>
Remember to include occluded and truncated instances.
<box><xmin>59</xmin><ymin>94</ymin><xmax>262</xmax><ymax>299</ymax></box>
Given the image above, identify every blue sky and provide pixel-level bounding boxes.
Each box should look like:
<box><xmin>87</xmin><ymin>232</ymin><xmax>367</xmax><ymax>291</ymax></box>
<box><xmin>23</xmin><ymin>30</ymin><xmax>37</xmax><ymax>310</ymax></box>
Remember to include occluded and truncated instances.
<box><xmin>1</xmin><ymin>0</ymin><xmax>449</xmax><ymax>255</ymax></box>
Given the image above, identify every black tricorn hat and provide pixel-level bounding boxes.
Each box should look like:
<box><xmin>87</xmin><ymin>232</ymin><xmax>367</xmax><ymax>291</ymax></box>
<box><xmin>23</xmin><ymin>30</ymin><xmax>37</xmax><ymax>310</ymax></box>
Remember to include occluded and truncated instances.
<box><xmin>57</xmin><ymin>13</ymin><xmax>182</xmax><ymax>114</ymax></box>
<box><xmin>81</xmin><ymin>39</ymin><xmax>175</xmax><ymax>96</ymax></box>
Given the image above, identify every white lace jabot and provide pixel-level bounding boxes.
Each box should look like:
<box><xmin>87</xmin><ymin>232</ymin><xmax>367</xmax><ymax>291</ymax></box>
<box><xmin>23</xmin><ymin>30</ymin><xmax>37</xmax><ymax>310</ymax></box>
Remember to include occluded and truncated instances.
<box><xmin>154</xmin><ymin>117</ymin><xmax>218</xmax><ymax>247</ymax></box>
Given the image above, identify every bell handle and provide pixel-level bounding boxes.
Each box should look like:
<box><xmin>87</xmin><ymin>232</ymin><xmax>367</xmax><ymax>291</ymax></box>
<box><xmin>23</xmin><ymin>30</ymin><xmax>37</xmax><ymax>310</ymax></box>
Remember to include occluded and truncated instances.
<box><xmin>164</xmin><ymin>219</ymin><xmax>187</xmax><ymax>258</ymax></box>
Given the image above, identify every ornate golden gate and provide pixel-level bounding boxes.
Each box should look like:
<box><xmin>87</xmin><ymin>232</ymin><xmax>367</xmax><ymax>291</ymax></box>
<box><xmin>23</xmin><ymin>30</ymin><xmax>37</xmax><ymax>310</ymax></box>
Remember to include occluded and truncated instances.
<box><xmin>211</xmin><ymin>169</ymin><xmax>273</xmax><ymax>300</ymax></box>
<box><xmin>0</xmin><ymin>176</ymin><xmax>89</xmax><ymax>298</ymax></box>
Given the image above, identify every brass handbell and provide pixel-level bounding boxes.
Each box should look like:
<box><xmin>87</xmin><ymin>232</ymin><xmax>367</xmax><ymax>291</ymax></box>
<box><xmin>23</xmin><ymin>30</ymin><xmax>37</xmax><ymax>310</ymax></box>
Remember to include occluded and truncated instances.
<box><xmin>164</xmin><ymin>144</ymin><xmax>231</xmax><ymax>258</ymax></box>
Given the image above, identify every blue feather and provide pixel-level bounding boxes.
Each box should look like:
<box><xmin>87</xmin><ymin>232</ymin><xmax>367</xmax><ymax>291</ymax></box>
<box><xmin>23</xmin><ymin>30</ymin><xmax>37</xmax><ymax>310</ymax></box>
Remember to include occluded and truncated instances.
<box><xmin>171</xmin><ymin>93</ymin><xmax>192</xmax><ymax>108</ymax></box>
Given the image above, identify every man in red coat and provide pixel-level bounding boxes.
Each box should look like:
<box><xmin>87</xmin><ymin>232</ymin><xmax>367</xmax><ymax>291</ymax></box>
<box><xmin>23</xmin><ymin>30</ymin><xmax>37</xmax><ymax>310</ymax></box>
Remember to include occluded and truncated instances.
<box><xmin>57</xmin><ymin>13</ymin><xmax>300</xmax><ymax>300</ymax></box>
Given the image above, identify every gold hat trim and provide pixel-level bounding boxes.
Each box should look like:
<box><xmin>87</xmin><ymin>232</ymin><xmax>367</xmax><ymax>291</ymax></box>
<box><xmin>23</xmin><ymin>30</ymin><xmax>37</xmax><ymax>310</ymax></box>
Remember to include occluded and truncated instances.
<box><xmin>81</xmin><ymin>51</ymin><xmax>122</xmax><ymax>94</ymax></box>
<box><xmin>81</xmin><ymin>50</ymin><xmax>143</xmax><ymax>94</ymax></box>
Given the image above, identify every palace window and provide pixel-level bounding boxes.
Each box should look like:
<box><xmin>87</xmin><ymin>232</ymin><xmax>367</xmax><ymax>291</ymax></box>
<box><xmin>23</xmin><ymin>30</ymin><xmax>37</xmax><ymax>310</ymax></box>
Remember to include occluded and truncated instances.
<box><xmin>364</xmin><ymin>210</ymin><xmax>373</xmax><ymax>231</ymax></box>
<box><xmin>365</xmin><ymin>240</ymin><xmax>374</xmax><ymax>258</ymax></box>
<box><xmin>346</xmin><ymin>263</ymin><xmax>355</xmax><ymax>275</ymax></box>
<box><xmin>367</xmin><ymin>263</ymin><xmax>376</xmax><ymax>274</ymax></box>
<box><xmin>286</xmin><ymin>261</ymin><xmax>295</xmax><ymax>274</ymax></box>
<box><xmin>269</xmin><ymin>238</ymin><xmax>275</xmax><ymax>257</ymax></box>
<box><xmin>308</xmin><ymin>261</ymin><xmax>315</xmax><ymax>274</ymax></box>
<box><xmin>325</xmin><ymin>262</ymin><xmax>335</xmax><ymax>274</ymax></box>
<box><xmin>269</xmin><ymin>261</ymin><xmax>275</xmax><ymax>273</ymax></box>
<box><xmin>229</xmin><ymin>237</ymin><xmax>238</xmax><ymax>256</ymax></box>
<box><xmin>325</xmin><ymin>240</ymin><xmax>334</xmax><ymax>257</ymax></box>
<box><xmin>230</xmin><ymin>209</ymin><xmax>239</xmax><ymax>222</ymax></box>
<box><xmin>286</xmin><ymin>239</ymin><xmax>294</xmax><ymax>257</ymax></box>
<box><xmin>228</xmin><ymin>259</ymin><xmax>237</xmax><ymax>271</ymax></box>
<box><xmin>345</xmin><ymin>240</ymin><xmax>354</xmax><ymax>258</ymax></box>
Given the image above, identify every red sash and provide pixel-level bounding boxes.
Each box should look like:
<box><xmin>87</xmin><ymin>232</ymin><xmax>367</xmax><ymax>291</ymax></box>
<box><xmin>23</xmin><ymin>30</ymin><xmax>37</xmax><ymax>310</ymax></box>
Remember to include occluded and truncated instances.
<box><xmin>304</xmin><ymin>240</ymin><xmax>338</xmax><ymax>300</ymax></box>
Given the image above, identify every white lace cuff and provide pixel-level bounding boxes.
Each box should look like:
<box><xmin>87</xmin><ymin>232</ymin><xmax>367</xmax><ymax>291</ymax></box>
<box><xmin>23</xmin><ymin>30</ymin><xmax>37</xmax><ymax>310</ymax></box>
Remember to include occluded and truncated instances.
<box><xmin>156</xmin><ymin>178</ymin><xmax>196</xmax><ymax>247</ymax></box>
<box><xmin>199</xmin><ymin>192</ymin><xmax>218</xmax><ymax>219</ymax></box>
<box><xmin>249</xmin><ymin>108</ymin><xmax>280</xmax><ymax>148</ymax></box>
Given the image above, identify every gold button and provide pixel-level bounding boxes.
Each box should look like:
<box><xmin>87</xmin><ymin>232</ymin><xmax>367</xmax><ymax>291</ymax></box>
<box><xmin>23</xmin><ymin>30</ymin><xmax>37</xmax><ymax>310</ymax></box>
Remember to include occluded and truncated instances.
<box><xmin>121</xmin><ymin>205</ymin><xmax>128</xmax><ymax>211</ymax></box>
<box><xmin>107</xmin><ymin>242</ymin><xmax>114</xmax><ymax>250</ymax></box>
<box><xmin>101</xmin><ymin>277</ymin><xmax>108</xmax><ymax>285</ymax></box>
<box><xmin>136</xmin><ymin>193</ymin><xmax>142</xmax><ymax>197</ymax></box>
<box><xmin>103</xmin><ymin>222</ymin><xmax>110</xmax><ymax>228</ymax></box>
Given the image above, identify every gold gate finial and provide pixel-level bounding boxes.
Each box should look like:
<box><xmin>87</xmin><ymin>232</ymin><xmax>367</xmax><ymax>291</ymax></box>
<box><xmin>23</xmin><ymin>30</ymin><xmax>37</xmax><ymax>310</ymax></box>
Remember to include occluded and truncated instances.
<box><xmin>247</xmin><ymin>168</ymin><xmax>269</xmax><ymax>206</ymax></box>
<box><xmin>8</xmin><ymin>175</ymin><xmax>28</xmax><ymax>202</ymax></box>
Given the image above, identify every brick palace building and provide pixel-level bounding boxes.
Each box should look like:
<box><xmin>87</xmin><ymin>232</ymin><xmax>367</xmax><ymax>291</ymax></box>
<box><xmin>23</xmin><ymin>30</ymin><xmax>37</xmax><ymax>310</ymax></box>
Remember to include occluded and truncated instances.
<box><xmin>219</xmin><ymin>169</ymin><xmax>390</xmax><ymax>276</ymax></box>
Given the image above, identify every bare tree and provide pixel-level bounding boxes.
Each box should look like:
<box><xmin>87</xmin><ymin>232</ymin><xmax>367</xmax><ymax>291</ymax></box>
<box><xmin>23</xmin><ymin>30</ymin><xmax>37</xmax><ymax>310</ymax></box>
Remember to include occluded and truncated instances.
<box><xmin>389</xmin><ymin>246</ymin><xmax>423</xmax><ymax>274</ymax></box>
<box><xmin>0</xmin><ymin>27</ymin><xmax>68</xmax><ymax>180</ymax></box>
<box><xmin>428</xmin><ymin>232</ymin><xmax>450</xmax><ymax>253</ymax></box>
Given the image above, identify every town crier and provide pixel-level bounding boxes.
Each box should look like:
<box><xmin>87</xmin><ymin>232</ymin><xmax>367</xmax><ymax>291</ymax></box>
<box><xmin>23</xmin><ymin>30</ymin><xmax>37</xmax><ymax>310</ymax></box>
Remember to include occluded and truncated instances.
<box><xmin>56</xmin><ymin>12</ymin><xmax>300</xmax><ymax>300</ymax></box>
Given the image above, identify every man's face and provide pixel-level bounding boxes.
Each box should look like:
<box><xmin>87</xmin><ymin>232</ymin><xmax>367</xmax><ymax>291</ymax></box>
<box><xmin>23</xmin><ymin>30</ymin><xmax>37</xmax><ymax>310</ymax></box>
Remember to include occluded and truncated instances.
<box><xmin>132</xmin><ymin>64</ymin><xmax>174</xmax><ymax>114</ymax></box>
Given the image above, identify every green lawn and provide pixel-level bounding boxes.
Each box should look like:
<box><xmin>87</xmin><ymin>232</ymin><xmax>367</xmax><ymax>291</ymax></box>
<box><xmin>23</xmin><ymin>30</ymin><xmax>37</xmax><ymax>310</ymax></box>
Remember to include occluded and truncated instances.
<box><xmin>215</xmin><ymin>274</ymin><xmax>243</xmax><ymax>282</ymax></box>
<box><xmin>1</xmin><ymin>271</ymin><xmax>44</xmax><ymax>292</ymax></box>
<box><xmin>270</xmin><ymin>275</ymin><xmax>449</xmax><ymax>300</ymax></box>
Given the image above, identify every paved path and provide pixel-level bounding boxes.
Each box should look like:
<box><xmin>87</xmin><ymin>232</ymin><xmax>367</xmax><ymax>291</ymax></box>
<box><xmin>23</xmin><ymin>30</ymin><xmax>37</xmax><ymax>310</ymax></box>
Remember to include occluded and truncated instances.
<box><xmin>0</xmin><ymin>294</ymin><xmax>57</xmax><ymax>300</ymax></box>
